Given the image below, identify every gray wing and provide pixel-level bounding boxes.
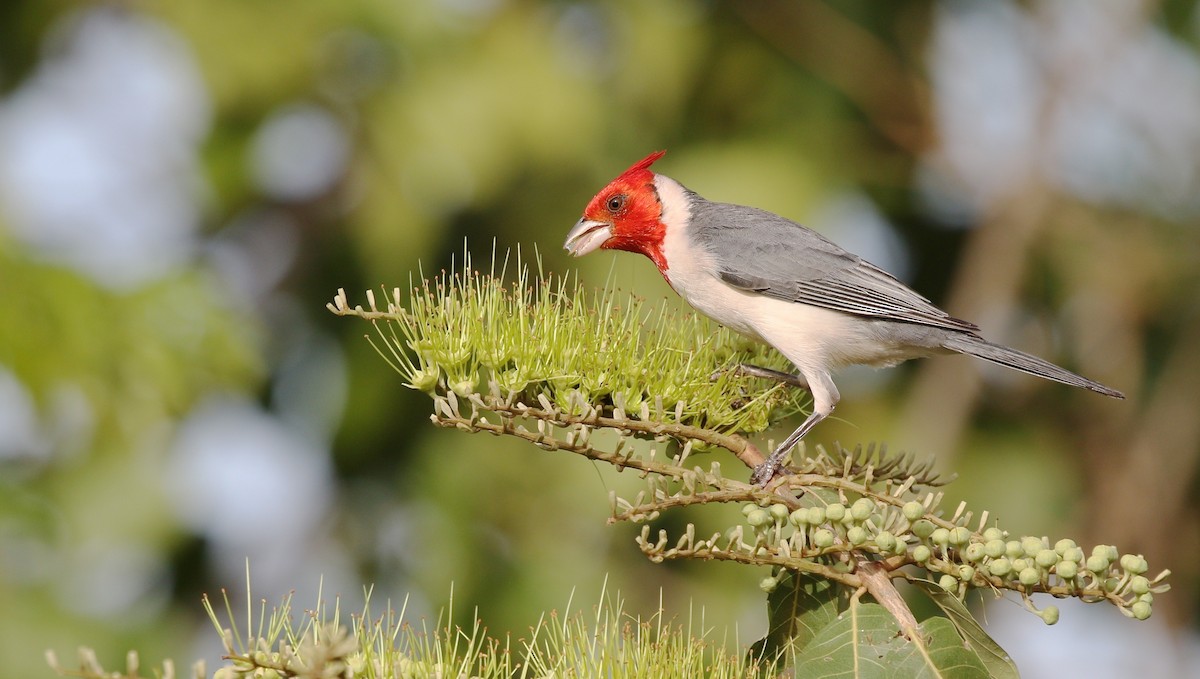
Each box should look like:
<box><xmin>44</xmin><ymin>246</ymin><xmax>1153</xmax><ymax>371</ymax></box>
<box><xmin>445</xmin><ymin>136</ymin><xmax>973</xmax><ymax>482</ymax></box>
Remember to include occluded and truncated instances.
<box><xmin>689</xmin><ymin>199</ymin><xmax>979</xmax><ymax>333</ymax></box>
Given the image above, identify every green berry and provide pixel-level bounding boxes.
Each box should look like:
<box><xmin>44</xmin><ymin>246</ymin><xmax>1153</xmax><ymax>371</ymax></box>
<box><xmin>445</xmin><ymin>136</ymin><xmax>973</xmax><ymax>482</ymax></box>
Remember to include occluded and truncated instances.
<box><xmin>875</xmin><ymin>531</ymin><xmax>896</xmax><ymax>553</ymax></box>
<box><xmin>768</xmin><ymin>503</ymin><xmax>790</xmax><ymax>522</ymax></box>
<box><xmin>825</xmin><ymin>503</ymin><xmax>846</xmax><ymax>522</ymax></box>
<box><xmin>813</xmin><ymin>529</ymin><xmax>835</xmax><ymax>548</ymax></box>
<box><xmin>747</xmin><ymin>509</ymin><xmax>771</xmax><ymax>528</ymax></box>
<box><xmin>850</xmin><ymin>498</ymin><xmax>875</xmax><ymax>521</ymax></box>
<box><xmin>959</xmin><ymin>565</ymin><xmax>976</xmax><ymax>582</ymax></box>
<box><xmin>1093</xmin><ymin>544</ymin><xmax>1118</xmax><ymax>561</ymax></box>
<box><xmin>1120</xmin><ymin>554</ymin><xmax>1149</xmax><ymax>575</ymax></box>
<box><xmin>984</xmin><ymin>539</ymin><xmax>1007</xmax><ymax>559</ymax></box>
<box><xmin>1131</xmin><ymin>601</ymin><xmax>1152</xmax><ymax>620</ymax></box>
<box><xmin>902</xmin><ymin>501</ymin><xmax>925</xmax><ymax>521</ymax></box>
<box><xmin>1062</xmin><ymin>547</ymin><xmax>1085</xmax><ymax>563</ymax></box>
<box><xmin>1056</xmin><ymin>561</ymin><xmax>1078</xmax><ymax>580</ymax></box>
<box><xmin>1035</xmin><ymin>549</ymin><xmax>1060</xmax><ymax>568</ymax></box>
<box><xmin>789</xmin><ymin>509</ymin><xmax>808</xmax><ymax>526</ymax></box>
<box><xmin>1019</xmin><ymin>567</ymin><xmax>1041</xmax><ymax>586</ymax></box>
<box><xmin>1011</xmin><ymin>558</ymin><xmax>1030</xmax><ymax>573</ymax></box>
<box><xmin>949</xmin><ymin>527</ymin><xmax>972</xmax><ymax>546</ymax></box>
<box><xmin>982</xmin><ymin>527</ymin><xmax>1005</xmax><ymax>542</ymax></box>
<box><xmin>988</xmin><ymin>558</ymin><xmax>1012</xmax><ymax>577</ymax></box>
<box><xmin>1086</xmin><ymin>555</ymin><xmax>1110</xmax><ymax>574</ymax></box>
<box><xmin>913</xmin><ymin>545</ymin><xmax>932</xmax><ymax>563</ymax></box>
<box><xmin>1041</xmin><ymin>606</ymin><xmax>1060</xmax><ymax>625</ymax></box>
<box><xmin>964</xmin><ymin>543</ymin><xmax>987</xmax><ymax>562</ymax></box>
<box><xmin>1053</xmin><ymin>538</ymin><xmax>1077</xmax><ymax>555</ymax></box>
<box><xmin>912</xmin><ymin>519</ymin><xmax>936</xmax><ymax>539</ymax></box>
<box><xmin>1023</xmin><ymin>537</ymin><xmax>1046</xmax><ymax>557</ymax></box>
<box><xmin>1130</xmin><ymin>575</ymin><xmax>1150</xmax><ymax>595</ymax></box>
<box><xmin>806</xmin><ymin>507</ymin><xmax>826</xmax><ymax>525</ymax></box>
<box><xmin>1137</xmin><ymin>592</ymin><xmax>1154</xmax><ymax>604</ymax></box>
<box><xmin>939</xmin><ymin>574</ymin><xmax>959</xmax><ymax>592</ymax></box>
<box><xmin>847</xmin><ymin>526</ymin><xmax>869</xmax><ymax>545</ymax></box>
<box><xmin>1005</xmin><ymin>541</ymin><xmax>1024</xmax><ymax>558</ymax></box>
<box><xmin>931</xmin><ymin>528</ymin><xmax>951</xmax><ymax>546</ymax></box>
<box><xmin>759</xmin><ymin>576</ymin><xmax>779</xmax><ymax>593</ymax></box>
<box><xmin>742</xmin><ymin>503</ymin><xmax>758</xmax><ymax>517</ymax></box>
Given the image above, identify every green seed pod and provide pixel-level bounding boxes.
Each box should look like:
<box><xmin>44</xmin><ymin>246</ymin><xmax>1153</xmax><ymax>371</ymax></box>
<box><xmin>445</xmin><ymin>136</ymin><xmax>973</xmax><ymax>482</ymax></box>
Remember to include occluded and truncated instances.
<box><xmin>847</xmin><ymin>526</ymin><xmax>869</xmax><ymax>545</ymax></box>
<box><xmin>1061</xmin><ymin>546</ymin><xmax>1085</xmax><ymax>563</ymax></box>
<box><xmin>747</xmin><ymin>509</ymin><xmax>771</xmax><ymax>528</ymax></box>
<box><xmin>408</xmin><ymin>368</ymin><xmax>440</xmax><ymax>393</ymax></box>
<box><xmin>1103</xmin><ymin>577</ymin><xmax>1122</xmax><ymax>592</ymax></box>
<box><xmin>450</xmin><ymin>378</ymin><xmax>477</xmax><ymax>397</ymax></box>
<box><xmin>825</xmin><ymin>503</ymin><xmax>846</xmax><ymax>522</ymax></box>
<box><xmin>964</xmin><ymin>543</ymin><xmax>987</xmax><ymax>562</ymax></box>
<box><xmin>1023</xmin><ymin>537</ymin><xmax>1046</xmax><ymax>557</ymax></box>
<box><xmin>1120</xmin><ymin>554</ymin><xmax>1149</xmax><ymax>575</ymax></box>
<box><xmin>1137</xmin><ymin>592</ymin><xmax>1154</xmax><ymax>604</ymax></box>
<box><xmin>902</xmin><ymin>501</ymin><xmax>925</xmax><ymax>522</ymax></box>
<box><xmin>1085</xmin><ymin>555</ymin><xmax>1110</xmax><ymax>574</ymax></box>
<box><xmin>789</xmin><ymin>508</ymin><xmax>809</xmax><ymax>526</ymax></box>
<box><xmin>1131</xmin><ymin>601</ymin><xmax>1152</xmax><ymax>621</ymax></box>
<box><xmin>890</xmin><ymin>534</ymin><xmax>910</xmax><ymax>555</ymax></box>
<box><xmin>769</xmin><ymin>504</ymin><xmax>790</xmax><ymax>522</ymax></box>
<box><xmin>1019</xmin><ymin>567</ymin><xmax>1041</xmax><ymax>586</ymax></box>
<box><xmin>913</xmin><ymin>545</ymin><xmax>932</xmax><ymax>563</ymax></box>
<box><xmin>1130</xmin><ymin>575</ymin><xmax>1151</xmax><ymax>595</ymax></box>
<box><xmin>1056</xmin><ymin>561</ymin><xmax>1078</xmax><ymax>580</ymax></box>
<box><xmin>1035</xmin><ymin>549</ymin><xmax>1060</xmax><ymax>568</ymax></box>
<box><xmin>939</xmin><ymin>574</ymin><xmax>959</xmax><ymax>592</ymax></box>
<box><xmin>850</xmin><ymin>498</ymin><xmax>875</xmax><ymax>521</ymax></box>
<box><xmin>875</xmin><ymin>531</ymin><xmax>896</xmax><ymax>553</ymax></box>
<box><xmin>982</xmin><ymin>527</ymin><xmax>1006</xmax><ymax>542</ymax></box>
<box><xmin>959</xmin><ymin>565</ymin><xmax>976</xmax><ymax>582</ymax></box>
<box><xmin>984</xmin><ymin>539</ymin><xmax>1007</xmax><ymax>559</ymax></box>
<box><xmin>1041</xmin><ymin>606</ymin><xmax>1060</xmax><ymax>625</ymax></box>
<box><xmin>931</xmin><ymin>528</ymin><xmax>951</xmax><ymax>546</ymax></box>
<box><xmin>988</xmin><ymin>558</ymin><xmax>1012</xmax><ymax>577</ymax></box>
<box><xmin>949</xmin><ymin>527</ymin><xmax>972</xmax><ymax>547</ymax></box>
<box><xmin>759</xmin><ymin>576</ymin><xmax>779</xmax><ymax>593</ymax></box>
<box><xmin>1053</xmin><ymin>538</ymin><xmax>1077</xmax><ymax>555</ymax></box>
<box><xmin>742</xmin><ymin>503</ymin><xmax>759</xmax><ymax>517</ymax></box>
<box><xmin>1011</xmin><ymin>558</ymin><xmax>1030</xmax><ymax>573</ymax></box>
<box><xmin>814</xmin><ymin>529</ymin><xmax>835</xmax><ymax>548</ymax></box>
<box><xmin>806</xmin><ymin>507</ymin><xmax>826</xmax><ymax>525</ymax></box>
<box><xmin>1005</xmin><ymin>541</ymin><xmax>1024</xmax><ymax>559</ymax></box>
<box><xmin>912</xmin><ymin>519</ymin><xmax>936</xmax><ymax>539</ymax></box>
<box><xmin>1094</xmin><ymin>544</ymin><xmax>1119</xmax><ymax>562</ymax></box>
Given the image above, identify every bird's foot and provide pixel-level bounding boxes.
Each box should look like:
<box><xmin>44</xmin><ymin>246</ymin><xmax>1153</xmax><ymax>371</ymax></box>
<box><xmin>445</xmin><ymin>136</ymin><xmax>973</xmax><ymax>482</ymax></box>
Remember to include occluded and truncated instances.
<box><xmin>750</xmin><ymin>455</ymin><xmax>792</xmax><ymax>487</ymax></box>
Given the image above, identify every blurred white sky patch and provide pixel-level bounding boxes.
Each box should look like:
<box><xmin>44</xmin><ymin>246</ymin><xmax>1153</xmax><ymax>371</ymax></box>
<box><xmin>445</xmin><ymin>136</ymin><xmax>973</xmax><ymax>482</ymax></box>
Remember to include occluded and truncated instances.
<box><xmin>250</xmin><ymin>103</ymin><xmax>350</xmax><ymax>202</ymax></box>
<box><xmin>985</xmin><ymin>597</ymin><xmax>1200</xmax><ymax>678</ymax></box>
<box><xmin>924</xmin><ymin>0</ymin><xmax>1200</xmax><ymax>222</ymax></box>
<box><xmin>0</xmin><ymin>8</ymin><xmax>210</xmax><ymax>289</ymax></box>
<box><xmin>167</xmin><ymin>396</ymin><xmax>341</xmax><ymax>594</ymax></box>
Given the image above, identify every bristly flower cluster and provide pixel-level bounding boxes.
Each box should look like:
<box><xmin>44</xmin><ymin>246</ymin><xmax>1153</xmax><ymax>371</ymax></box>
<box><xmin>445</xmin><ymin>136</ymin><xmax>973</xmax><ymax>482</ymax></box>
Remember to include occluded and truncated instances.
<box><xmin>328</xmin><ymin>248</ymin><xmax>806</xmax><ymax>437</ymax></box>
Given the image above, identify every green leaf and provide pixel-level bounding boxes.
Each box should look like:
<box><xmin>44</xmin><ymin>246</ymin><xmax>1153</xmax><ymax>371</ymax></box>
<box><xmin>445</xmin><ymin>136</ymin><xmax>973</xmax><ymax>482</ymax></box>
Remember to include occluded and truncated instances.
<box><xmin>748</xmin><ymin>571</ymin><xmax>844</xmax><ymax>666</ymax></box>
<box><xmin>791</xmin><ymin>600</ymin><xmax>992</xmax><ymax>679</ymax></box>
<box><xmin>911</xmin><ymin>580</ymin><xmax>1020</xmax><ymax>679</ymax></box>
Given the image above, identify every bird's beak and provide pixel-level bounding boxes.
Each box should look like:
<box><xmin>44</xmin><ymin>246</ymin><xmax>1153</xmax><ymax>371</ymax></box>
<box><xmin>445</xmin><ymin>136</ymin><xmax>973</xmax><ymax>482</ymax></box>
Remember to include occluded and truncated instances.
<box><xmin>563</xmin><ymin>218</ymin><xmax>612</xmax><ymax>257</ymax></box>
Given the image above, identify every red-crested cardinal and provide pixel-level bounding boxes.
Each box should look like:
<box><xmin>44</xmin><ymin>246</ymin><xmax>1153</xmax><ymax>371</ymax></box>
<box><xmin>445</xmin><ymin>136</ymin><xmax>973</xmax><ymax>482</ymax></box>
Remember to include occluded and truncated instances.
<box><xmin>564</xmin><ymin>151</ymin><xmax>1124</xmax><ymax>485</ymax></box>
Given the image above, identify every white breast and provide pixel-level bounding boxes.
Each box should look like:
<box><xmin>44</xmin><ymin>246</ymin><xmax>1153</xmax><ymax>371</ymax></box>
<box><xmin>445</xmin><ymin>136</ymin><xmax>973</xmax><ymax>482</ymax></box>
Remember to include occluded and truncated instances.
<box><xmin>654</xmin><ymin>175</ymin><xmax>860</xmax><ymax>375</ymax></box>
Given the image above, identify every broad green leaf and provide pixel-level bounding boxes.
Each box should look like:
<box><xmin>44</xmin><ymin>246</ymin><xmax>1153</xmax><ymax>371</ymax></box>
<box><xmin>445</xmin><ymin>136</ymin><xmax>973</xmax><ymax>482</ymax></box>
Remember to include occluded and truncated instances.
<box><xmin>748</xmin><ymin>571</ymin><xmax>844</xmax><ymax>666</ymax></box>
<box><xmin>791</xmin><ymin>601</ymin><xmax>991</xmax><ymax>678</ymax></box>
<box><xmin>911</xmin><ymin>580</ymin><xmax>1020</xmax><ymax>679</ymax></box>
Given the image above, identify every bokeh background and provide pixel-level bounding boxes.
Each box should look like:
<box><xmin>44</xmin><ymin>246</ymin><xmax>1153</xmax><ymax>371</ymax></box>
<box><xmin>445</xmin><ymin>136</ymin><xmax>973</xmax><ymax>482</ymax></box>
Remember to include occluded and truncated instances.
<box><xmin>2</xmin><ymin>1</ymin><xmax>1199</xmax><ymax>676</ymax></box>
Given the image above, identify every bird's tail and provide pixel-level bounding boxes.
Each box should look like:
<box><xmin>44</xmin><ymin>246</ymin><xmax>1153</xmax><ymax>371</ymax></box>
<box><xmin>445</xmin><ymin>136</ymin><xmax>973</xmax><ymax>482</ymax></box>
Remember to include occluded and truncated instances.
<box><xmin>942</xmin><ymin>335</ymin><xmax>1125</xmax><ymax>399</ymax></box>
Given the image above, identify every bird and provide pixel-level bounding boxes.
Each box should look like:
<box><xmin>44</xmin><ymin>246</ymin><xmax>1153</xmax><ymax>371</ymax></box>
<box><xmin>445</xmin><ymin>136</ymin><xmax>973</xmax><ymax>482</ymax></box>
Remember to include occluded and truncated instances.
<box><xmin>563</xmin><ymin>150</ymin><xmax>1124</xmax><ymax>485</ymax></box>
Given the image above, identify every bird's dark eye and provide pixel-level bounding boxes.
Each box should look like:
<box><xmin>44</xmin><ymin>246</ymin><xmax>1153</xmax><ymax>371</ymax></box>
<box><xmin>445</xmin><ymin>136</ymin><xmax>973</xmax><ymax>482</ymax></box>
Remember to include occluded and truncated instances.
<box><xmin>606</xmin><ymin>194</ymin><xmax>626</xmax><ymax>213</ymax></box>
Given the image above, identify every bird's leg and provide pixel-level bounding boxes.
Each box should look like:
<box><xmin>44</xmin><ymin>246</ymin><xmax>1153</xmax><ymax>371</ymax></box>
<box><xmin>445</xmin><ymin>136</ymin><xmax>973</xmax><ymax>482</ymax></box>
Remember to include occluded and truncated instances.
<box><xmin>750</xmin><ymin>371</ymin><xmax>840</xmax><ymax>487</ymax></box>
<box><xmin>711</xmin><ymin>363</ymin><xmax>811</xmax><ymax>392</ymax></box>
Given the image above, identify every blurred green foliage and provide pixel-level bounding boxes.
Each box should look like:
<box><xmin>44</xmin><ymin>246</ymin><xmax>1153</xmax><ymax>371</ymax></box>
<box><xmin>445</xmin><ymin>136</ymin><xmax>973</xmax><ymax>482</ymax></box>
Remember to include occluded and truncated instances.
<box><xmin>2</xmin><ymin>0</ymin><xmax>1198</xmax><ymax>676</ymax></box>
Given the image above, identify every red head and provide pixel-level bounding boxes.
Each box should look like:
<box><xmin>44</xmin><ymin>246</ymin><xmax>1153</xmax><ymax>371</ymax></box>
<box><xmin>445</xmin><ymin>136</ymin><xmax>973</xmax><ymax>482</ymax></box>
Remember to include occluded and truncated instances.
<box><xmin>564</xmin><ymin>151</ymin><xmax>669</xmax><ymax>272</ymax></box>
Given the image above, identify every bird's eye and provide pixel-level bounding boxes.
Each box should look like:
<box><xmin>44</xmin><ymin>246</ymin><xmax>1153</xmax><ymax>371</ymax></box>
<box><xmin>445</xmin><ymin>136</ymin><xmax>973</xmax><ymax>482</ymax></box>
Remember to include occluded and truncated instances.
<box><xmin>606</xmin><ymin>194</ymin><xmax>626</xmax><ymax>213</ymax></box>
